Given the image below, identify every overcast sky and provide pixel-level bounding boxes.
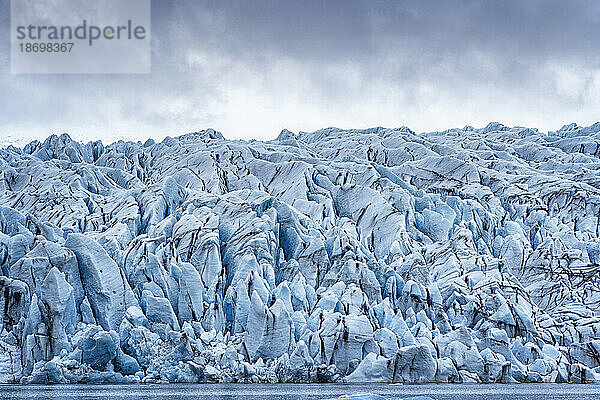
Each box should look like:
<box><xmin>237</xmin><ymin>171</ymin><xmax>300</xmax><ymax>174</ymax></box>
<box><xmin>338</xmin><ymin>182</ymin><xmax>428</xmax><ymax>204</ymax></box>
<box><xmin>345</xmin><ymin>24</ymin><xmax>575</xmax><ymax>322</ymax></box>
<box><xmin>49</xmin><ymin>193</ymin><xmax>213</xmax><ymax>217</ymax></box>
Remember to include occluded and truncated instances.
<box><xmin>1</xmin><ymin>0</ymin><xmax>600</xmax><ymax>144</ymax></box>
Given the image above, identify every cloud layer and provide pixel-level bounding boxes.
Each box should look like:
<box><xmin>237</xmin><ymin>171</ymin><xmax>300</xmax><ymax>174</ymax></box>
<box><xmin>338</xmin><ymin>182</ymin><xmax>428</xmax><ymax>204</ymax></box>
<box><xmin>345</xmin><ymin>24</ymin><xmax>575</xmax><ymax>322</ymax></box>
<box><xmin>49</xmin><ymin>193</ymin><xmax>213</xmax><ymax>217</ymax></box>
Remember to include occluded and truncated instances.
<box><xmin>1</xmin><ymin>0</ymin><xmax>599</xmax><ymax>143</ymax></box>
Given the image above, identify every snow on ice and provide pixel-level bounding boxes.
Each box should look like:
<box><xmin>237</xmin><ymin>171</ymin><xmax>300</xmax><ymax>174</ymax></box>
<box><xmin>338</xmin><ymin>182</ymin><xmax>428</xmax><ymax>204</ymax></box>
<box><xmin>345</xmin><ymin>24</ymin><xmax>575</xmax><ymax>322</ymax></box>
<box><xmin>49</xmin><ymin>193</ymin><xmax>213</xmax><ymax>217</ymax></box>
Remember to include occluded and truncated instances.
<box><xmin>1</xmin><ymin>123</ymin><xmax>600</xmax><ymax>383</ymax></box>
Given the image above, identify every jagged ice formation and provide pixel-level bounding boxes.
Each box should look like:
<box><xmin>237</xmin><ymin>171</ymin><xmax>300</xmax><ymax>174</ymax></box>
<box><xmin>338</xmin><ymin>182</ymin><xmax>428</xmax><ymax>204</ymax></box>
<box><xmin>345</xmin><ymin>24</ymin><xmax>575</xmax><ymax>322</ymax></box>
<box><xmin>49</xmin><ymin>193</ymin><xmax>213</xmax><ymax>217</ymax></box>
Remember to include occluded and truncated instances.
<box><xmin>1</xmin><ymin>122</ymin><xmax>600</xmax><ymax>383</ymax></box>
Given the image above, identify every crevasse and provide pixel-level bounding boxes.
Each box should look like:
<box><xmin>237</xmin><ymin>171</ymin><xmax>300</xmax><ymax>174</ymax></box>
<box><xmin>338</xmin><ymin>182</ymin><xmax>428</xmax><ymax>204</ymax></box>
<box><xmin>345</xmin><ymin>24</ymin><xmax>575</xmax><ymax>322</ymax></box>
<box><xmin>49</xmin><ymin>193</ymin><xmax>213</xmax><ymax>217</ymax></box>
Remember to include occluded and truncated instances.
<box><xmin>1</xmin><ymin>122</ymin><xmax>600</xmax><ymax>383</ymax></box>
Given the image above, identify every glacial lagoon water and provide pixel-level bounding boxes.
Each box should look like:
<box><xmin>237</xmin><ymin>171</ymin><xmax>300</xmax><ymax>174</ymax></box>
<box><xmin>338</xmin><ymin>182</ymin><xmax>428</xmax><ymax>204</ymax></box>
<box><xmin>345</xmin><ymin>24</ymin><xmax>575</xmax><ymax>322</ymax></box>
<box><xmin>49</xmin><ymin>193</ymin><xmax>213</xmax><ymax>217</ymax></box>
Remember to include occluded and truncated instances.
<box><xmin>1</xmin><ymin>384</ymin><xmax>600</xmax><ymax>400</ymax></box>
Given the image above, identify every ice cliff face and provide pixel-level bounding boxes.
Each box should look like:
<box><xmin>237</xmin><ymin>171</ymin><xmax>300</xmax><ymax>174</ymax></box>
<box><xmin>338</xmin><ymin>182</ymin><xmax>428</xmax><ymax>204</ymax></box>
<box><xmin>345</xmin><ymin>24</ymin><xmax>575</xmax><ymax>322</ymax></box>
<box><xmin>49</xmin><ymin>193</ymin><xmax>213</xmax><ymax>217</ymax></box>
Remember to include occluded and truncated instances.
<box><xmin>1</xmin><ymin>122</ymin><xmax>600</xmax><ymax>383</ymax></box>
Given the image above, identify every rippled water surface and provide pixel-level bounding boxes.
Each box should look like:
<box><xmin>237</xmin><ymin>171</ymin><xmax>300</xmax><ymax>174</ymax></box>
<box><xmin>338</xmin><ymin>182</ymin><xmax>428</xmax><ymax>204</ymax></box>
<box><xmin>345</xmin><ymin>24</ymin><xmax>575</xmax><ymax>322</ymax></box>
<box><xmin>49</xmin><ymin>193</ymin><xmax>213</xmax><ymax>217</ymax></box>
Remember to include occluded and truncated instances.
<box><xmin>2</xmin><ymin>384</ymin><xmax>600</xmax><ymax>400</ymax></box>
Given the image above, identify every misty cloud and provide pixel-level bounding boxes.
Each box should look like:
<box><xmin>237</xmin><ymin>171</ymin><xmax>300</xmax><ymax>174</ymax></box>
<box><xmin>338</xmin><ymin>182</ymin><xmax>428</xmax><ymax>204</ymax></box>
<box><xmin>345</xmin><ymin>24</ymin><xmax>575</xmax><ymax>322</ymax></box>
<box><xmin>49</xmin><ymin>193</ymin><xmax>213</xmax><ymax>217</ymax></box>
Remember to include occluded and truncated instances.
<box><xmin>1</xmin><ymin>0</ymin><xmax>599</xmax><ymax>143</ymax></box>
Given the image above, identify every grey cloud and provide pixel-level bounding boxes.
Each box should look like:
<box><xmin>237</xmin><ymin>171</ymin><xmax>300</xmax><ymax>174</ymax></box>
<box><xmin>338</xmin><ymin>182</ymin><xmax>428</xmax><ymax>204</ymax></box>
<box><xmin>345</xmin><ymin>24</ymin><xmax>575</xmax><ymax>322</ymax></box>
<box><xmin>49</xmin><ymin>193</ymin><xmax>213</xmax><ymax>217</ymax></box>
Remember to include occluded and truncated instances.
<box><xmin>0</xmin><ymin>0</ymin><xmax>599</xmax><ymax>143</ymax></box>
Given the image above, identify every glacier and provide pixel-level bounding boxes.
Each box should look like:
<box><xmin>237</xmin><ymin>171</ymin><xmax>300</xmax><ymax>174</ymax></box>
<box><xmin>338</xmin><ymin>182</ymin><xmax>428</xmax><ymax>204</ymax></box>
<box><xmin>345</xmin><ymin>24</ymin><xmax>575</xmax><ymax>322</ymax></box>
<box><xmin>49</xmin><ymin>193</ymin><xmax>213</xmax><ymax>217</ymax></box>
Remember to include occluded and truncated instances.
<box><xmin>1</xmin><ymin>122</ymin><xmax>600</xmax><ymax>383</ymax></box>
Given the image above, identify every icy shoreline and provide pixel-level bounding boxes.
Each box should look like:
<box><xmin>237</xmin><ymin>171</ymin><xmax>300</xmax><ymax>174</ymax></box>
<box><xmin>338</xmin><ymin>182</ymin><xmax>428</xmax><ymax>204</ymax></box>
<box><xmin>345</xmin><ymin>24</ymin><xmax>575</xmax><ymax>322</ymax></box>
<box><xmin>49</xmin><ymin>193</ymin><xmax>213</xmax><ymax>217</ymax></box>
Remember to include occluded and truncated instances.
<box><xmin>1</xmin><ymin>123</ymin><xmax>600</xmax><ymax>384</ymax></box>
<box><xmin>2</xmin><ymin>383</ymin><xmax>600</xmax><ymax>400</ymax></box>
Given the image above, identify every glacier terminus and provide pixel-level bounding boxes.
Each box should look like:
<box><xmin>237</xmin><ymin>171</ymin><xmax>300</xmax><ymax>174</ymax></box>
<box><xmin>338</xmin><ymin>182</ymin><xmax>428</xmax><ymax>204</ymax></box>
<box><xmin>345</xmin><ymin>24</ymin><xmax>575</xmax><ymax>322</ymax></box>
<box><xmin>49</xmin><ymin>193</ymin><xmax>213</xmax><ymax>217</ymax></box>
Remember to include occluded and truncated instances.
<box><xmin>1</xmin><ymin>123</ymin><xmax>600</xmax><ymax>384</ymax></box>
